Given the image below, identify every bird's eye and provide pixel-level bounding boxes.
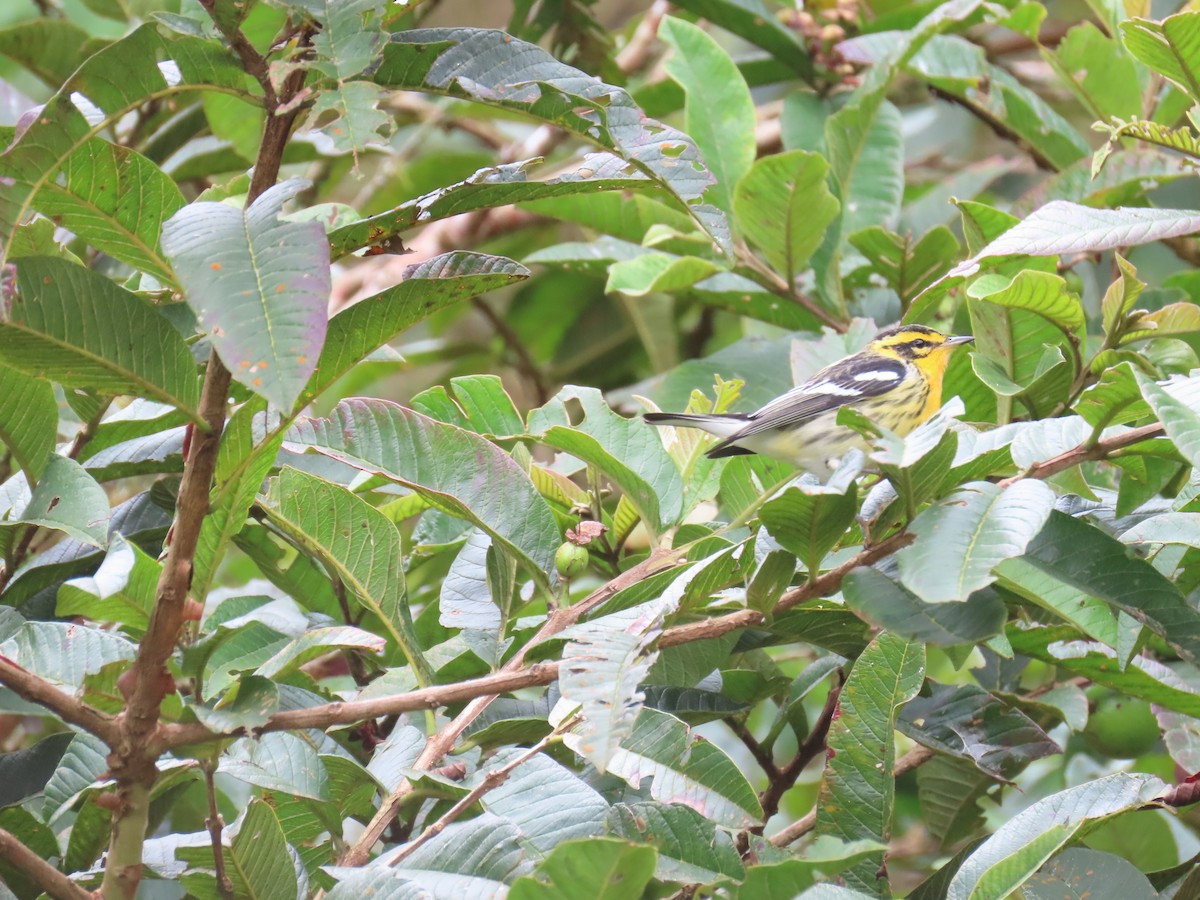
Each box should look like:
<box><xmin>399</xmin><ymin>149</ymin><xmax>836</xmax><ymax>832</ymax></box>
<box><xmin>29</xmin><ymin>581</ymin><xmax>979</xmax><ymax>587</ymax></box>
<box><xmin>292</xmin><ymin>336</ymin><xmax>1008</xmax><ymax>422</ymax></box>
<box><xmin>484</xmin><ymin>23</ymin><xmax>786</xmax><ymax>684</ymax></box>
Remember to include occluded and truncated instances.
<box><xmin>909</xmin><ymin>339</ymin><xmax>929</xmax><ymax>349</ymax></box>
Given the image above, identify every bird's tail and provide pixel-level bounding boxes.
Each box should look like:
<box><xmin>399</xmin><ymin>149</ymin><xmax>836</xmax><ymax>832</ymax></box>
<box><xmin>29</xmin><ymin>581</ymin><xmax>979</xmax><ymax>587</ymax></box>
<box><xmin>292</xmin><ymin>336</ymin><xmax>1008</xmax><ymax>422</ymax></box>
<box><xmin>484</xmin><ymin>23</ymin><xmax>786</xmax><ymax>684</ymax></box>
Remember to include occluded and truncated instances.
<box><xmin>643</xmin><ymin>412</ymin><xmax>750</xmax><ymax>441</ymax></box>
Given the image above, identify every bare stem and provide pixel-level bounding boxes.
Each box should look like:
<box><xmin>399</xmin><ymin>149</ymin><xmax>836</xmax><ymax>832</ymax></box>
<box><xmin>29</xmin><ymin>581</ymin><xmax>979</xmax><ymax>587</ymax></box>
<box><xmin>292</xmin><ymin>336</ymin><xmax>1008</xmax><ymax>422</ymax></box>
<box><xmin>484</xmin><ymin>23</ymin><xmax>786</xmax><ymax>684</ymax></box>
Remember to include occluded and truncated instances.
<box><xmin>0</xmin><ymin>827</ymin><xmax>93</xmax><ymax>900</ymax></box>
<box><xmin>203</xmin><ymin>762</ymin><xmax>234</xmax><ymax>900</ymax></box>
<box><xmin>386</xmin><ymin>717</ymin><xmax>577</xmax><ymax>866</ymax></box>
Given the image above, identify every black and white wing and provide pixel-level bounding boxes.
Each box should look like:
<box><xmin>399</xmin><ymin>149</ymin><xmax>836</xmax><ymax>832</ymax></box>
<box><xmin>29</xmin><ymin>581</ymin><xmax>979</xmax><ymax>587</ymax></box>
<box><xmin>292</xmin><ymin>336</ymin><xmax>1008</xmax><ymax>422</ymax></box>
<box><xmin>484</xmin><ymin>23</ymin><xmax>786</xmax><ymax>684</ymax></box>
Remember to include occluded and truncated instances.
<box><xmin>707</xmin><ymin>355</ymin><xmax>907</xmax><ymax>454</ymax></box>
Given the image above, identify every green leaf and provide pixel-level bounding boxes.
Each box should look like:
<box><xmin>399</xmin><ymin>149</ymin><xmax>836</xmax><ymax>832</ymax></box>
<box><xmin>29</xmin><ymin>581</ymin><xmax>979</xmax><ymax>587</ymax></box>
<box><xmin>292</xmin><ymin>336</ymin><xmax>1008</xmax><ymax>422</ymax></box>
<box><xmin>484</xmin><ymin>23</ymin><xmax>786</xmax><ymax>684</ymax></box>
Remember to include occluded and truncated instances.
<box><xmin>998</xmin><ymin>511</ymin><xmax>1200</xmax><ymax>666</ymax></box>
<box><xmin>1074</xmin><ymin>363</ymin><xmax>1148</xmax><ymax>429</ymax></box>
<box><xmin>734</xmin><ymin>151</ymin><xmax>839</xmax><ymax>285</ymax></box>
<box><xmin>732</xmin><ymin>838</ymin><xmax>888</xmax><ymax>900</ymax></box>
<box><xmin>1121</xmin><ymin>12</ymin><xmax>1200</xmax><ymax>103</ymax></box>
<box><xmin>56</xmin><ymin>536</ymin><xmax>158</xmax><ymax>630</ymax></box>
<box><xmin>898</xmin><ymin>34</ymin><xmax>1088</xmax><ymax>170</ymax></box>
<box><xmin>371</xmin><ymin>28</ymin><xmax>729</xmax><ymax>252</ymax></box>
<box><xmin>3</xmin><ymin>455</ymin><xmax>110</xmax><ymax>548</ymax></box>
<box><xmin>900</xmin><ymin>480</ymin><xmax>1057</xmax><ymax>604</ymax></box>
<box><xmin>218</xmin><ymin>732</ymin><xmax>329</xmax><ymax>801</ymax></box>
<box><xmin>1048</xmin><ymin>22</ymin><xmax>1142</xmax><ymax>120</ymax></box>
<box><xmin>606</xmin><ymin>800</ymin><xmax>745</xmax><ymax>883</ymax></box>
<box><xmin>179</xmin><ymin>799</ymin><xmax>298</xmax><ymax>900</ymax></box>
<box><xmin>293</xmin><ymin>0</ymin><xmax>387</xmax><ymax>79</ymax></box>
<box><xmin>1</xmin><ymin>257</ymin><xmax>201</xmax><ymax>417</ymax></box>
<box><xmin>287</xmin><ymin>399</ymin><xmax>560</xmax><ymax>582</ymax></box>
<box><xmin>1120</xmin><ymin>513</ymin><xmax>1200</xmax><ymax>546</ymax></box>
<box><xmin>0</xmin><ymin>18</ymin><xmax>90</xmax><ymax>87</ymax></box>
<box><xmin>261</xmin><ymin>467</ymin><xmax>430</xmax><ymax>682</ymax></box>
<box><xmin>946</xmin><ymin>773</ymin><xmax>1165</xmax><ymax>900</ymax></box>
<box><xmin>256</xmin><ymin>625</ymin><xmax>385</xmax><ymax>680</ymax></box>
<box><xmin>815</xmin><ymin>631</ymin><xmax>924</xmax><ymax>893</ymax></box>
<box><xmin>1122</xmin><ymin>303</ymin><xmax>1200</xmax><ymax>343</ymax></box>
<box><xmin>849</xmin><ymin>225</ymin><xmax>957</xmax><ymax>306</ymax></box>
<box><xmin>967</xmin><ymin>270</ymin><xmax>1084</xmax><ymax>334</ymax></box>
<box><xmin>898</xmin><ymin>683</ymin><xmax>1059</xmax><ymax>779</ymax></box>
<box><xmin>479</xmin><ymin>752</ymin><xmax>610</xmax><ymax>856</ymax></box>
<box><xmin>659</xmin><ymin>16</ymin><xmax>756</xmax><ymax>218</ymax></box>
<box><xmin>669</xmin><ymin>0</ymin><xmax>813</xmax><ymax>79</ymax></box>
<box><xmin>605</xmin><ymin>252</ymin><xmax>720</xmax><ymax>297</ymax></box>
<box><xmin>0</xmin><ymin>23</ymin><xmax>251</xmax><ymax>269</ymax></box>
<box><xmin>509</xmin><ymin>838</ymin><xmax>656</xmax><ymax>900</ymax></box>
<box><xmin>529</xmin><ymin>386</ymin><xmax>683</xmax><ymax>535</ymax></box>
<box><xmin>310</xmin><ymin>81</ymin><xmax>393</xmax><ymax>154</ymax></box>
<box><xmin>162</xmin><ymin>179</ymin><xmax>330</xmax><ymax>410</ymax></box>
<box><xmin>0</xmin><ymin>364</ymin><xmax>55</xmax><ymax>481</ymax></box>
<box><xmin>950</xmin><ymin>201</ymin><xmax>1200</xmax><ymax>280</ymax></box>
<box><xmin>1137</xmin><ymin>372</ymin><xmax>1200</xmax><ymax>468</ymax></box>
<box><xmin>561</xmin><ymin>599</ymin><xmax>672</xmax><ymax>774</ymax></box>
<box><xmin>34</xmin><ymin>138</ymin><xmax>185</xmax><ymax>283</ymax></box>
<box><xmin>0</xmin><ymin>620</ymin><xmax>134</xmax><ymax>686</ymax></box>
<box><xmin>306</xmin><ymin>252</ymin><xmax>529</xmax><ymax>404</ymax></box>
<box><xmin>1023</xmin><ymin>848</ymin><xmax>1156</xmax><ymax>900</ymax></box>
<box><xmin>842</xmin><ymin>568</ymin><xmax>1007</xmax><ymax>646</ymax></box>
<box><xmin>0</xmin><ymin>732</ymin><xmax>73</xmax><ymax>810</ymax></box>
<box><xmin>917</xmin><ymin>758</ymin><xmax>993</xmax><ymax>849</ymax></box>
<box><xmin>330</xmin><ymin>158</ymin><xmax>652</xmax><ymax>259</ymax></box>
<box><xmin>193</xmin><ymin>402</ymin><xmax>286</xmax><ymax>599</ymax></box>
<box><xmin>758</xmin><ymin>480</ymin><xmax>856</xmax><ymax>576</ymax></box>
<box><xmin>588</xmin><ymin>708</ymin><xmax>762</xmax><ymax>830</ymax></box>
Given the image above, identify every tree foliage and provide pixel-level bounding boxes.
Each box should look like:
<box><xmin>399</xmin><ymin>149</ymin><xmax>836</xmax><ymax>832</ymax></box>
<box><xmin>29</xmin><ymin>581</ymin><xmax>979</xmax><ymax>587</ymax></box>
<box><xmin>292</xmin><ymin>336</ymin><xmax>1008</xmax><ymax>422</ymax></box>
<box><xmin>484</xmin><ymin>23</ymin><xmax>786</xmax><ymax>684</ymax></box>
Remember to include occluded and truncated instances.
<box><xmin>6</xmin><ymin>0</ymin><xmax>1200</xmax><ymax>897</ymax></box>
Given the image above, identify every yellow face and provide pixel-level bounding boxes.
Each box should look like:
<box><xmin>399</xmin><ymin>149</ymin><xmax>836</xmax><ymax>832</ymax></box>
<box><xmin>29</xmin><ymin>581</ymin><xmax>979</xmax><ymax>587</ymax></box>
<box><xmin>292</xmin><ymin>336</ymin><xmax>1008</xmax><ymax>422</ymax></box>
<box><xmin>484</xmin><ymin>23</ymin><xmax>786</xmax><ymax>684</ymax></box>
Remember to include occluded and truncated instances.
<box><xmin>868</xmin><ymin>326</ymin><xmax>974</xmax><ymax>379</ymax></box>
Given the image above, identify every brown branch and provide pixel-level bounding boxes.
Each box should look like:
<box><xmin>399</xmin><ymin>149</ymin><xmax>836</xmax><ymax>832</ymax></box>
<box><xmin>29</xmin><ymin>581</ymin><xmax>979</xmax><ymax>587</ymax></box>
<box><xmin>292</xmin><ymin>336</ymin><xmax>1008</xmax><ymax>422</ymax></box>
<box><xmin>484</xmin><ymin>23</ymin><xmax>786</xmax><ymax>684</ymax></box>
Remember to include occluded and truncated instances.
<box><xmin>337</xmin><ymin>548</ymin><xmax>686</xmax><ymax>866</ymax></box>
<box><xmin>472</xmin><ymin>297</ymin><xmax>550</xmax><ymax>405</ymax></box>
<box><xmin>756</xmin><ymin>673</ymin><xmax>844</xmax><ymax>827</ymax></box>
<box><xmin>386</xmin><ymin>717</ymin><xmax>576</xmax><ymax>866</ymax></box>
<box><xmin>729</xmin><ymin>720</ymin><xmax>779</xmax><ymax>779</ymax></box>
<box><xmin>0</xmin><ymin>827</ymin><xmax>93</xmax><ymax>900</ymax></box>
<box><xmin>928</xmin><ymin>85</ymin><xmax>1059</xmax><ymax>172</ymax></box>
<box><xmin>0</xmin><ymin>656</ymin><xmax>117</xmax><ymax>744</ymax></box>
<box><xmin>198</xmin><ymin>0</ymin><xmax>277</xmax><ymax>106</ymax></box>
<box><xmin>614</xmin><ymin>0</ymin><xmax>670</xmax><ymax>73</ymax></box>
<box><xmin>202</xmin><ymin>762</ymin><xmax>234</xmax><ymax>900</ymax></box>
<box><xmin>100</xmin><ymin>18</ymin><xmax>315</xmax><ymax>900</ymax></box>
<box><xmin>996</xmin><ymin>423</ymin><xmax>1165</xmax><ymax>488</ymax></box>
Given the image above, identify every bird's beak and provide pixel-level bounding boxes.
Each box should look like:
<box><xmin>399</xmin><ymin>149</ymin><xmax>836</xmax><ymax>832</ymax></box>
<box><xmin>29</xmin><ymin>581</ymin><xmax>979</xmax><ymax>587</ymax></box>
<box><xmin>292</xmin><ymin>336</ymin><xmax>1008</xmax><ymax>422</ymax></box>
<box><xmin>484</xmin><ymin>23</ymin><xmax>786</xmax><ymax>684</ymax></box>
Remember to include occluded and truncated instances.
<box><xmin>944</xmin><ymin>335</ymin><xmax>975</xmax><ymax>346</ymax></box>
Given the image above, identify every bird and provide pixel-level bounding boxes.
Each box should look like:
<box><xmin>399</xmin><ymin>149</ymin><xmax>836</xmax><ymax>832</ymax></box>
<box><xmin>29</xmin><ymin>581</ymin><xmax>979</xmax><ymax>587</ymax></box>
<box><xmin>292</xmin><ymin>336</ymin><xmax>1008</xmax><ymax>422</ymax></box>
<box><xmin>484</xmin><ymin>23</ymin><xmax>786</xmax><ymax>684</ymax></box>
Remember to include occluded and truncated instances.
<box><xmin>643</xmin><ymin>324</ymin><xmax>974</xmax><ymax>475</ymax></box>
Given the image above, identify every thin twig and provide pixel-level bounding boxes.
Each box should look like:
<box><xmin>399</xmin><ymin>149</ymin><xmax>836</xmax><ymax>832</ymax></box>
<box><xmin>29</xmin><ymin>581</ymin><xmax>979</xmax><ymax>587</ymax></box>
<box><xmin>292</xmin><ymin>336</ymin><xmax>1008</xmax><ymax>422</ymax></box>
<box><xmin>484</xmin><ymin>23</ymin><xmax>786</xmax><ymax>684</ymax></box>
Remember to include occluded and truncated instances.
<box><xmin>100</xmin><ymin>17</ymin><xmax>314</xmax><ymax>900</ymax></box>
<box><xmin>0</xmin><ymin>827</ymin><xmax>93</xmax><ymax>900</ymax></box>
<box><xmin>729</xmin><ymin>720</ymin><xmax>779</xmax><ymax>779</ymax></box>
<box><xmin>472</xmin><ymin>297</ymin><xmax>550</xmax><ymax>405</ymax></box>
<box><xmin>202</xmin><ymin>762</ymin><xmax>234</xmax><ymax>900</ymax></box>
<box><xmin>756</xmin><ymin>673</ymin><xmax>844</xmax><ymax>827</ymax></box>
<box><xmin>614</xmin><ymin>0</ymin><xmax>670</xmax><ymax>72</ymax></box>
<box><xmin>0</xmin><ymin>656</ymin><xmax>117</xmax><ymax>744</ymax></box>
<box><xmin>337</xmin><ymin>548</ymin><xmax>686</xmax><ymax>866</ymax></box>
<box><xmin>996</xmin><ymin>423</ymin><xmax>1164</xmax><ymax>487</ymax></box>
<box><xmin>928</xmin><ymin>85</ymin><xmax>1058</xmax><ymax>172</ymax></box>
<box><xmin>386</xmin><ymin>716</ymin><xmax>578</xmax><ymax>866</ymax></box>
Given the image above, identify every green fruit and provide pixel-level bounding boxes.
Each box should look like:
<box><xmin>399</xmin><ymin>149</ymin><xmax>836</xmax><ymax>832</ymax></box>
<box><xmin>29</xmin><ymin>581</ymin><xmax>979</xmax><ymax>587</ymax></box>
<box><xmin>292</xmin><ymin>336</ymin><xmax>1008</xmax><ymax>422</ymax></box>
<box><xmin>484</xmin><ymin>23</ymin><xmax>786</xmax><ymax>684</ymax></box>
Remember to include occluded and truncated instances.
<box><xmin>1082</xmin><ymin>689</ymin><xmax>1160</xmax><ymax>759</ymax></box>
<box><xmin>555</xmin><ymin>542</ymin><xmax>589</xmax><ymax>579</ymax></box>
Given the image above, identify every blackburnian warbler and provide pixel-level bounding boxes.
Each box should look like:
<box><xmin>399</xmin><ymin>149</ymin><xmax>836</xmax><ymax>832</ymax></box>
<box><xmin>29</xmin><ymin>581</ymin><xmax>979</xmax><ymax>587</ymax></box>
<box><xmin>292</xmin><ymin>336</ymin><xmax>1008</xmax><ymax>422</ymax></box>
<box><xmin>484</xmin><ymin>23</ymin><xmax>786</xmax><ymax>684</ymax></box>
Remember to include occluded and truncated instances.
<box><xmin>644</xmin><ymin>325</ymin><xmax>974</xmax><ymax>475</ymax></box>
